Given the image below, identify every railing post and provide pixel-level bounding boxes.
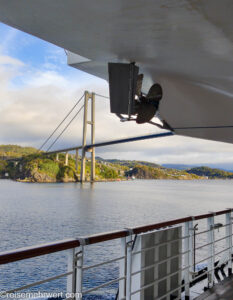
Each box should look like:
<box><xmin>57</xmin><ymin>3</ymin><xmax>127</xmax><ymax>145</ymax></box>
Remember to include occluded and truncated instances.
<box><xmin>226</xmin><ymin>210</ymin><xmax>232</xmax><ymax>276</ymax></box>
<box><xmin>188</xmin><ymin>220</ymin><xmax>194</xmax><ymax>275</ymax></box>
<box><xmin>119</xmin><ymin>237</ymin><xmax>127</xmax><ymax>300</ymax></box>
<box><xmin>67</xmin><ymin>248</ymin><xmax>76</xmax><ymax>296</ymax></box>
<box><xmin>184</xmin><ymin>222</ymin><xmax>191</xmax><ymax>299</ymax></box>
<box><xmin>126</xmin><ymin>235</ymin><xmax>133</xmax><ymax>300</ymax></box>
<box><xmin>207</xmin><ymin>216</ymin><xmax>215</xmax><ymax>288</ymax></box>
<box><xmin>75</xmin><ymin>246</ymin><xmax>84</xmax><ymax>299</ymax></box>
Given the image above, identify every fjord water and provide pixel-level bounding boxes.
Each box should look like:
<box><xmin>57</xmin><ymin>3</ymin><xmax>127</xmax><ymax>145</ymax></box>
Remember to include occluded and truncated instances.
<box><xmin>0</xmin><ymin>179</ymin><xmax>233</xmax><ymax>298</ymax></box>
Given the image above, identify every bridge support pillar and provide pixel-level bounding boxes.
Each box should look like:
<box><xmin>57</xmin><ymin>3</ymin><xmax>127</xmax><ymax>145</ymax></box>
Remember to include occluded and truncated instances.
<box><xmin>65</xmin><ymin>152</ymin><xmax>69</xmax><ymax>166</ymax></box>
<box><xmin>80</xmin><ymin>92</ymin><xmax>88</xmax><ymax>182</ymax></box>
<box><xmin>75</xmin><ymin>149</ymin><xmax>79</xmax><ymax>172</ymax></box>
<box><xmin>90</xmin><ymin>93</ymin><xmax>95</xmax><ymax>182</ymax></box>
<box><xmin>56</xmin><ymin>153</ymin><xmax>59</xmax><ymax>162</ymax></box>
<box><xmin>80</xmin><ymin>91</ymin><xmax>95</xmax><ymax>182</ymax></box>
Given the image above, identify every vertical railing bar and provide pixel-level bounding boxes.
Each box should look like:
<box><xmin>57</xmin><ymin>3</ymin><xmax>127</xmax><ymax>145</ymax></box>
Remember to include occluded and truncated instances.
<box><xmin>226</xmin><ymin>211</ymin><xmax>232</xmax><ymax>276</ymax></box>
<box><xmin>207</xmin><ymin>215</ymin><xmax>215</xmax><ymax>288</ymax></box>
<box><xmin>76</xmin><ymin>246</ymin><xmax>84</xmax><ymax>300</ymax></box>
<box><xmin>177</xmin><ymin>228</ymin><xmax>182</xmax><ymax>300</ymax></box>
<box><xmin>189</xmin><ymin>220</ymin><xmax>194</xmax><ymax>276</ymax></box>
<box><xmin>184</xmin><ymin>221</ymin><xmax>190</xmax><ymax>299</ymax></box>
<box><xmin>166</xmin><ymin>229</ymin><xmax>171</xmax><ymax>300</ymax></box>
<box><xmin>126</xmin><ymin>235</ymin><xmax>133</xmax><ymax>300</ymax></box>
<box><xmin>119</xmin><ymin>237</ymin><xmax>127</xmax><ymax>300</ymax></box>
<box><xmin>67</xmin><ymin>248</ymin><xmax>76</xmax><ymax>295</ymax></box>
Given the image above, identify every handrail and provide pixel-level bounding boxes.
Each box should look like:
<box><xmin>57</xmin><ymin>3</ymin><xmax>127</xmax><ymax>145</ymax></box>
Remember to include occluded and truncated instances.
<box><xmin>0</xmin><ymin>209</ymin><xmax>231</xmax><ymax>265</ymax></box>
<box><xmin>132</xmin><ymin>209</ymin><xmax>232</xmax><ymax>234</ymax></box>
<box><xmin>0</xmin><ymin>238</ymin><xmax>80</xmax><ymax>265</ymax></box>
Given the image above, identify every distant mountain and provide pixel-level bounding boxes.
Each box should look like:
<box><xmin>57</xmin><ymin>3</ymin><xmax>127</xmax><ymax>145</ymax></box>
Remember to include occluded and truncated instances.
<box><xmin>96</xmin><ymin>157</ymin><xmax>161</xmax><ymax>168</ymax></box>
<box><xmin>125</xmin><ymin>165</ymin><xmax>201</xmax><ymax>180</ymax></box>
<box><xmin>162</xmin><ymin>163</ymin><xmax>233</xmax><ymax>173</ymax></box>
<box><xmin>187</xmin><ymin>166</ymin><xmax>233</xmax><ymax>179</ymax></box>
<box><xmin>162</xmin><ymin>164</ymin><xmax>198</xmax><ymax>170</ymax></box>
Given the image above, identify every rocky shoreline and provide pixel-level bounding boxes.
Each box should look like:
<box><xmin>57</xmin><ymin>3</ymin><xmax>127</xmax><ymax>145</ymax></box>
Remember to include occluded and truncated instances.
<box><xmin>1</xmin><ymin>145</ymin><xmax>233</xmax><ymax>183</ymax></box>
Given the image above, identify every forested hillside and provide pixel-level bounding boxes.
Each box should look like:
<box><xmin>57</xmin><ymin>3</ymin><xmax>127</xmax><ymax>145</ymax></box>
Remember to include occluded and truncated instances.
<box><xmin>187</xmin><ymin>167</ymin><xmax>233</xmax><ymax>179</ymax></box>
<box><xmin>0</xmin><ymin>145</ymin><xmax>37</xmax><ymax>158</ymax></box>
<box><xmin>0</xmin><ymin>145</ymin><xmax>231</xmax><ymax>182</ymax></box>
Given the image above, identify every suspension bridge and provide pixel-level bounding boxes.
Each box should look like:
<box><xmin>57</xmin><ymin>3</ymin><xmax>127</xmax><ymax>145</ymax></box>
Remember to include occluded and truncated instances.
<box><xmin>16</xmin><ymin>91</ymin><xmax>175</xmax><ymax>182</ymax></box>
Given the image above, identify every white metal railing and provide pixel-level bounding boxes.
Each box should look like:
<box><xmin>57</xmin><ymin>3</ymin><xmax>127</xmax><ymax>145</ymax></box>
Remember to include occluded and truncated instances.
<box><xmin>0</xmin><ymin>209</ymin><xmax>232</xmax><ymax>299</ymax></box>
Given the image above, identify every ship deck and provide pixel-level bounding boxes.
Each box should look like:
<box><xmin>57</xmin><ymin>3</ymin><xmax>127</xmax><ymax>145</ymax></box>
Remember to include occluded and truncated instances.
<box><xmin>0</xmin><ymin>208</ymin><xmax>232</xmax><ymax>299</ymax></box>
<box><xmin>196</xmin><ymin>275</ymin><xmax>233</xmax><ymax>300</ymax></box>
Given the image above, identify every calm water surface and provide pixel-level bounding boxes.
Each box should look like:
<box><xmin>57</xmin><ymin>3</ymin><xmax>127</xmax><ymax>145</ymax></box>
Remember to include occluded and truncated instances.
<box><xmin>0</xmin><ymin>179</ymin><xmax>232</xmax><ymax>298</ymax></box>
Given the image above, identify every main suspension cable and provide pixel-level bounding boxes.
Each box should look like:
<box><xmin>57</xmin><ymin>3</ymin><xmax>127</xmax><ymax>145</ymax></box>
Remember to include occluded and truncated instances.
<box><xmin>46</xmin><ymin>104</ymin><xmax>84</xmax><ymax>152</ymax></box>
<box><xmin>39</xmin><ymin>93</ymin><xmax>84</xmax><ymax>151</ymax></box>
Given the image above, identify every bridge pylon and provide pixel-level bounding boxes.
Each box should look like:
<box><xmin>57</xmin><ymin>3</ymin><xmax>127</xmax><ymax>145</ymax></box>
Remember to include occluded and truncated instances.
<box><xmin>80</xmin><ymin>91</ymin><xmax>95</xmax><ymax>182</ymax></box>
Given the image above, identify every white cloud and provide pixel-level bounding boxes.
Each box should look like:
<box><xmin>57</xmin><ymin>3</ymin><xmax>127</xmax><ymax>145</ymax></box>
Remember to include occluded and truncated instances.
<box><xmin>0</xmin><ymin>55</ymin><xmax>23</xmax><ymax>66</ymax></box>
<box><xmin>23</xmin><ymin>70</ymin><xmax>70</xmax><ymax>88</ymax></box>
<box><xmin>0</xmin><ymin>27</ymin><xmax>18</xmax><ymax>54</ymax></box>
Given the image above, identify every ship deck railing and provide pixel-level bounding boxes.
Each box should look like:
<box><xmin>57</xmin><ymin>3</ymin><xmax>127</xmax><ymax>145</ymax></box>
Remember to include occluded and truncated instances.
<box><xmin>0</xmin><ymin>208</ymin><xmax>232</xmax><ymax>299</ymax></box>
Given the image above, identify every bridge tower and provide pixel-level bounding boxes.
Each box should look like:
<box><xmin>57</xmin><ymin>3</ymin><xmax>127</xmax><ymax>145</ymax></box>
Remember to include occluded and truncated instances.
<box><xmin>80</xmin><ymin>91</ymin><xmax>95</xmax><ymax>182</ymax></box>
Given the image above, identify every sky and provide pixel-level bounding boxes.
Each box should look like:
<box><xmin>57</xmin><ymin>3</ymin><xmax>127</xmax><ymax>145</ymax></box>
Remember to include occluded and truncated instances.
<box><xmin>1</xmin><ymin>23</ymin><xmax>233</xmax><ymax>168</ymax></box>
